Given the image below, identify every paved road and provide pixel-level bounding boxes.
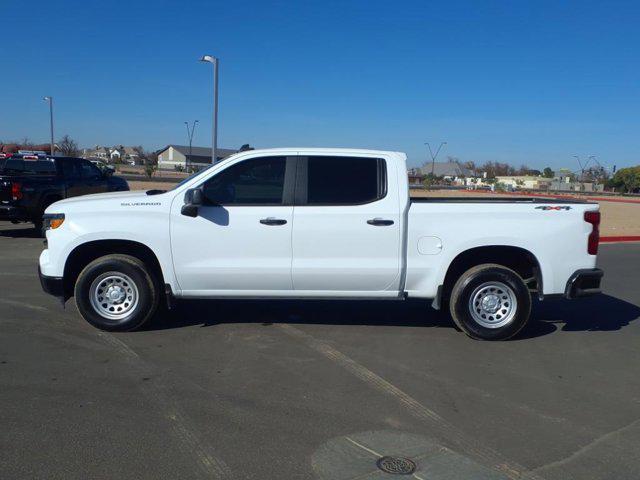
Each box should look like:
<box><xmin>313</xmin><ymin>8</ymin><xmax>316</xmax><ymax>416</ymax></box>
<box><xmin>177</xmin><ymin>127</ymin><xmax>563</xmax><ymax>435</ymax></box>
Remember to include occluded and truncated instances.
<box><xmin>1</xmin><ymin>222</ymin><xmax>639</xmax><ymax>480</ymax></box>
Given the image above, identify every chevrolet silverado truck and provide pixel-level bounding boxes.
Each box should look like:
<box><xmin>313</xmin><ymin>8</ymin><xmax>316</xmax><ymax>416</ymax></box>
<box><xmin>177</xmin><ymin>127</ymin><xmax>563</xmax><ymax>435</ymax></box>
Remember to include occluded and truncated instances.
<box><xmin>0</xmin><ymin>153</ymin><xmax>128</xmax><ymax>233</ymax></box>
<box><xmin>38</xmin><ymin>148</ymin><xmax>603</xmax><ymax>340</ymax></box>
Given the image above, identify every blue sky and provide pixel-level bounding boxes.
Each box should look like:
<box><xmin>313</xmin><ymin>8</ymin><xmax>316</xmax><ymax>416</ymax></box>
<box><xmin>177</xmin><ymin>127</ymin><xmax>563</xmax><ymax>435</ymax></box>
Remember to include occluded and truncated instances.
<box><xmin>1</xmin><ymin>0</ymin><xmax>638</xmax><ymax>169</ymax></box>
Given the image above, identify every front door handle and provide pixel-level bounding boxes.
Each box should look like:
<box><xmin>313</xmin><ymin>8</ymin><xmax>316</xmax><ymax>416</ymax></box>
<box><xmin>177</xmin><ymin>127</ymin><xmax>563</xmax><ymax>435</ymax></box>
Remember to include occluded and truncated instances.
<box><xmin>260</xmin><ymin>217</ymin><xmax>287</xmax><ymax>226</ymax></box>
<box><xmin>367</xmin><ymin>218</ymin><xmax>394</xmax><ymax>226</ymax></box>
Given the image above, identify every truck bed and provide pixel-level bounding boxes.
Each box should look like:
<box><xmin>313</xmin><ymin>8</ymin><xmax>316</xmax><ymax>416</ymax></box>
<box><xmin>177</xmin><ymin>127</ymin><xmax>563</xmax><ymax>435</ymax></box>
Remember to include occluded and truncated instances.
<box><xmin>410</xmin><ymin>196</ymin><xmax>594</xmax><ymax>204</ymax></box>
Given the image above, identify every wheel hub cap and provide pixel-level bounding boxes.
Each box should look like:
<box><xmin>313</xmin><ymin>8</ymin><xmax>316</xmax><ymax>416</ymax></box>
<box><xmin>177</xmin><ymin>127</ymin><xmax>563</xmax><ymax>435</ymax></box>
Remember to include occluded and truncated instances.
<box><xmin>468</xmin><ymin>281</ymin><xmax>518</xmax><ymax>329</ymax></box>
<box><xmin>481</xmin><ymin>294</ymin><xmax>501</xmax><ymax>313</ymax></box>
<box><xmin>89</xmin><ymin>273</ymin><xmax>139</xmax><ymax>322</ymax></box>
<box><xmin>106</xmin><ymin>286</ymin><xmax>126</xmax><ymax>303</ymax></box>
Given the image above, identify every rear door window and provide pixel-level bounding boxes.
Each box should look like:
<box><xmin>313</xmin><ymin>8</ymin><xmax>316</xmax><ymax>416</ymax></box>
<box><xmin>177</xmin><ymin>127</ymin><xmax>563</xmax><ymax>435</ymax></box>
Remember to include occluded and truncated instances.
<box><xmin>303</xmin><ymin>156</ymin><xmax>386</xmax><ymax>205</ymax></box>
<box><xmin>0</xmin><ymin>158</ymin><xmax>57</xmax><ymax>175</ymax></box>
<box><xmin>61</xmin><ymin>159</ymin><xmax>82</xmax><ymax>178</ymax></box>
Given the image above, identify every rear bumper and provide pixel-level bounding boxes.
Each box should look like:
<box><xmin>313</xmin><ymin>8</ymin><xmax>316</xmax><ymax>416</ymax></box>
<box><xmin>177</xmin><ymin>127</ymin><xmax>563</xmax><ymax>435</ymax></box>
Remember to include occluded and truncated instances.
<box><xmin>565</xmin><ymin>268</ymin><xmax>603</xmax><ymax>299</ymax></box>
<box><xmin>38</xmin><ymin>265</ymin><xmax>65</xmax><ymax>303</ymax></box>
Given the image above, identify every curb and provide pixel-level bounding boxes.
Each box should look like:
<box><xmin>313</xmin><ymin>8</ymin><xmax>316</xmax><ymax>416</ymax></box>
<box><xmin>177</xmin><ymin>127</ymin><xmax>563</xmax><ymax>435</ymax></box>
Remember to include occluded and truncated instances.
<box><xmin>600</xmin><ymin>236</ymin><xmax>640</xmax><ymax>243</ymax></box>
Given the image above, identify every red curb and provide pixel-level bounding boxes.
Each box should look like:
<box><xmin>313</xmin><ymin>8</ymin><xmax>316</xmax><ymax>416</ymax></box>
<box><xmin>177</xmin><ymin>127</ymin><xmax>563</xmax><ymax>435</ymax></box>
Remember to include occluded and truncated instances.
<box><xmin>600</xmin><ymin>236</ymin><xmax>640</xmax><ymax>243</ymax></box>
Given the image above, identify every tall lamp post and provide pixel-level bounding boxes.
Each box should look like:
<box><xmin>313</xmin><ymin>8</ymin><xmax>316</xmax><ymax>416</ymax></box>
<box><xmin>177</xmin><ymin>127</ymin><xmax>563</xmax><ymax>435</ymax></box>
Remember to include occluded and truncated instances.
<box><xmin>425</xmin><ymin>141</ymin><xmax>447</xmax><ymax>176</ymax></box>
<box><xmin>43</xmin><ymin>96</ymin><xmax>54</xmax><ymax>156</ymax></box>
<box><xmin>199</xmin><ymin>54</ymin><xmax>219</xmax><ymax>164</ymax></box>
<box><xmin>184</xmin><ymin>120</ymin><xmax>199</xmax><ymax>172</ymax></box>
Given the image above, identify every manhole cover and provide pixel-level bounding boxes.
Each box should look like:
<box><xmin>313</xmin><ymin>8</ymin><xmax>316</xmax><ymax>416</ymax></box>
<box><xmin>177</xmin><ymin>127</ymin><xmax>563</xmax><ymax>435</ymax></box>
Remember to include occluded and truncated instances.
<box><xmin>376</xmin><ymin>456</ymin><xmax>416</xmax><ymax>475</ymax></box>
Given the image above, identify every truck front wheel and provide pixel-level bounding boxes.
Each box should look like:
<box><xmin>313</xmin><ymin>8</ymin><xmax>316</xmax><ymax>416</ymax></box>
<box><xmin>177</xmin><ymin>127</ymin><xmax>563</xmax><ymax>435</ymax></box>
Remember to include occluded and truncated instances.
<box><xmin>449</xmin><ymin>263</ymin><xmax>531</xmax><ymax>340</ymax></box>
<box><xmin>74</xmin><ymin>254</ymin><xmax>159</xmax><ymax>331</ymax></box>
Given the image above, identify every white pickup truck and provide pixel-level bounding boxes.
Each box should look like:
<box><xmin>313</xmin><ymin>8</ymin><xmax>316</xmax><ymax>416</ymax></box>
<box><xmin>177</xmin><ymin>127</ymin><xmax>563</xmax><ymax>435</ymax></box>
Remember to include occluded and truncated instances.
<box><xmin>38</xmin><ymin>148</ymin><xmax>603</xmax><ymax>340</ymax></box>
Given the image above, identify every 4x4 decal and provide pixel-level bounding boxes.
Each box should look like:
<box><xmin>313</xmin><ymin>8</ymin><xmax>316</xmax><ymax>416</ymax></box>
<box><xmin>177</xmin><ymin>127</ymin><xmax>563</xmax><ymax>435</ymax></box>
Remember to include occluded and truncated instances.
<box><xmin>535</xmin><ymin>206</ymin><xmax>572</xmax><ymax>211</ymax></box>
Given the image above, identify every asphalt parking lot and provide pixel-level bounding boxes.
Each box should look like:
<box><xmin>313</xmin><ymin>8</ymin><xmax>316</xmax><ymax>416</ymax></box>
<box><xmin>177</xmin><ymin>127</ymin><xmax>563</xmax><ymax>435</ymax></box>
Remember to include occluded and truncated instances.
<box><xmin>1</xmin><ymin>222</ymin><xmax>639</xmax><ymax>480</ymax></box>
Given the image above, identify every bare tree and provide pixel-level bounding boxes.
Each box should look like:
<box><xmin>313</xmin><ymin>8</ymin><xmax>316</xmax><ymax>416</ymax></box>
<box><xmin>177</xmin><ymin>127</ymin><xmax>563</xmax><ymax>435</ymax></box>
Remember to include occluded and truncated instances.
<box><xmin>20</xmin><ymin>137</ymin><xmax>34</xmax><ymax>148</ymax></box>
<box><xmin>58</xmin><ymin>135</ymin><xmax>79</xmax><ymax>156</ymax></box>
<box><xmin>479</xmin><ymin>161</ymin><xmax>516</xmax><ymax>178</ymax></box>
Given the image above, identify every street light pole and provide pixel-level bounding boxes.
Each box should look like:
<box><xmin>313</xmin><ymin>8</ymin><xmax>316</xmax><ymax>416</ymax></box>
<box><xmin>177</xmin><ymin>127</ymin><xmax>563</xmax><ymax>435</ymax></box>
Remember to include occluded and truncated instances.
<box><xmin>43</xmin><ymin>96</ymin><xmax>54</xmax><ymax>156</ymax></box>
<box><xmin>184</xmin><ymin>120</ymin><xmax>198</xmax><ymax>172</ymax></box>
<box><xmin>200</xmin><ymin>55</ymin><xmax>219</xmax><ymax>164</ymax></box>
<box><xmin>424</xmin><ymin>141</ymin><xmax>447</xmax><ymax>176</ymax></box>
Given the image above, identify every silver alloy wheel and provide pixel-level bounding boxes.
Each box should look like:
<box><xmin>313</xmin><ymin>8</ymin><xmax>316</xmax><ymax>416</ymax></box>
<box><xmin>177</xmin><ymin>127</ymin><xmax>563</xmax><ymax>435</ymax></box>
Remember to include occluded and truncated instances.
<box><xmin>468</xmin><ymin>281</ymin><xmax>518</xmax><ymax>329</ymax></box>
<box><xmin>89</xmin><ymin>272</ymin><xmax>139</xmax><ymax>321</ymax></box>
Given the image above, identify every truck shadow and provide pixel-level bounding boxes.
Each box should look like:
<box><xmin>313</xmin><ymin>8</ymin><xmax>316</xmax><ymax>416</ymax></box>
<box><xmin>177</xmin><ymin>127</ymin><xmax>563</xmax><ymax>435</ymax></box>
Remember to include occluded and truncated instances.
<box><xmin>518</xmin><ymin>294</ymin><xmax>640</xmax><ymax>339</ymax></box>
<box><xmin>0</xmin><ymin>224</ymin><xmax>39</xmax><ymax>238</ymax></box>
<box><xmin>148</xmin><ymin>293</ymin><xmax>639</xmax><ymax>339</ymax></box>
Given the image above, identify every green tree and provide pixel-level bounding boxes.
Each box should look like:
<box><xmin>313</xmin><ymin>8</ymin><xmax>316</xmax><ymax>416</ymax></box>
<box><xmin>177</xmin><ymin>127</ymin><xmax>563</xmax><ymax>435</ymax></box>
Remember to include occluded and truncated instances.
<box><xmin>422</xmin><ymin>173</ymin><xmax>436</xmax><ymax>190</ymax></box>
<box><xmin>144</xmin><ymin>163</ymin><xmax>157</xmax><ymax>179</ymax></box>
<box><xmin>543</xmin><ymin>167</ymin><xmax>554</xmax><ymax>178</ymax></box>
<box><xmin>608</xmin><ymin>166</ymin><xmax>640</xmax><ymax>193</ymax></box>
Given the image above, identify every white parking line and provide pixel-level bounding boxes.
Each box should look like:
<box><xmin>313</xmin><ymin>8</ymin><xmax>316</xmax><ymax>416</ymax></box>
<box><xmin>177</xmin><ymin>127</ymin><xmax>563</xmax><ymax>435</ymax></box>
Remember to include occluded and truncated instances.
<box><xmin>0</xmin><ymin>298</ymin><xmax>50</xmax><ymax>312</ymax></box>
<box><xmin>96</xmin><ymin>332</ymin><xmax>233</xmax><ymax>480</ymax></box>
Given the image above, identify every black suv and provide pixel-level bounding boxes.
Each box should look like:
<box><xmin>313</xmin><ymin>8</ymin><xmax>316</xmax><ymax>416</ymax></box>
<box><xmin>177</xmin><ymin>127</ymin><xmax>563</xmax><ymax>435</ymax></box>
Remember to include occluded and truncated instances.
<box><xmin>0</xmin><ymin>154</ymin><xmax>129</xmax><ymax>233</ymax></box>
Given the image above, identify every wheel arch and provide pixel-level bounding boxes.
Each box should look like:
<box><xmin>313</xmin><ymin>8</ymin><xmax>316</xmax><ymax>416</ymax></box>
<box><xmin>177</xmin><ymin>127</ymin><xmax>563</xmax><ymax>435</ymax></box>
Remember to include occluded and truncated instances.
<box><xmin>440</xmin><ymin>245</ymin><xmax>542</xmax><ymax>305</ymax></box>
<box><xmin>63</xmin><ymin>239</ymin><xmax>165</xmax><ymax>299</ymax></box>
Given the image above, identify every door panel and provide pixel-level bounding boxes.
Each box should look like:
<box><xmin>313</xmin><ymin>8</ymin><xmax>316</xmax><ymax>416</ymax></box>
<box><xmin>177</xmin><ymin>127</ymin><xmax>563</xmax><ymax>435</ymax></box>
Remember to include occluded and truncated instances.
<box><xmin>60</xmin><ymin>158</ymin><xmax>85</xmax><ymax>197</ymax></box>
<box><xmin>79</xmin><ymin>160</ymin><xmax>108</xmax><ymax>194</ymax></box>
<box><xmin>171</xmin><ymin>205</ymin><xmax>293</xmax><ymax>292</ymax></box>
<box><xmin>170</xmin><ymin>155</ymin><xmax>295</xmax><ymax>295</ymax></box>
<box><xmin>292</xmin><ymin>155</ymin><xmax>401</xmax><ymax>293</ymax></box>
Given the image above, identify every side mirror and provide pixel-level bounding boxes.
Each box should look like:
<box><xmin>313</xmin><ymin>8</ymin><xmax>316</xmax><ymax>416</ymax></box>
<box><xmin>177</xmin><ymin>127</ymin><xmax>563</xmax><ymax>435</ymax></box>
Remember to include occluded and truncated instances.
<box><xmin>181</xmin><ymin>188</ymin><xmax>203</xmax><ymax>217</ymax></box>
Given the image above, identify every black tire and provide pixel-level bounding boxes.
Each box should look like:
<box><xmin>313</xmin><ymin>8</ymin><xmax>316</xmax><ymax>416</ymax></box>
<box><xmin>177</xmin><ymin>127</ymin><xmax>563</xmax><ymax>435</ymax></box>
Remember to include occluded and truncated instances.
<box><xmin>449</xmin><ymin>263</ymin><xmax>531</xmax><ymax>340</ymax></box>
<box><xmin>33</xmin><ymin>218</ymin><xmax>44</xmax><ymax>237</ymax></box>
<box><xmin>74</xmin><ymin>254</ymin><xmax>160</xmax><ymax>331</ymax></box>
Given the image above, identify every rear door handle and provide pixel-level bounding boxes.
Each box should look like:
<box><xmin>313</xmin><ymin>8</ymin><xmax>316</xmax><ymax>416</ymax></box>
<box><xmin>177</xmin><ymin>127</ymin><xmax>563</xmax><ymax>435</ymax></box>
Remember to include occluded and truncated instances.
<box><xmin>367</xmin><ymin>218</ymin><xmax>394</xmax><ymax>226</ymax></box>
<box><xmin>260</xmin><ymin>217</ymin><xmax>287</xmax><ymax>226</ymax></box>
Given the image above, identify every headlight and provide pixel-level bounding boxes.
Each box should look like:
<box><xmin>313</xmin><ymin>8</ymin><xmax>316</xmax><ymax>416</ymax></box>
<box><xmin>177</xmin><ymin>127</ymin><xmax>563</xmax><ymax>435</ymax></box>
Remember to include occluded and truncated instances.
<box><xmin>43</xmin><ymin>213</ymin><xmax>65</xmax><ymax>231</ymax></box>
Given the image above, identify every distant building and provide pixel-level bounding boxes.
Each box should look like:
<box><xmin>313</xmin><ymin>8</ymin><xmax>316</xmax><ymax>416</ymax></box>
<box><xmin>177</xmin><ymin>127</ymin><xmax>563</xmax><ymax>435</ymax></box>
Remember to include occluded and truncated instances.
<box><xmin>80</xmin><ymin>146</ymin><xmax>110</xmax><ymax>160</ymax></box>
<box><xmin>420</xmin><ymin>161</ymin><xmax>474</xmax><ymax>181</ymax></box>
<box><xmin>495</xmin><ymin>176</ymin><xmax>553</xmax><ymax>190</ymax></box>
<box><xmin>156</xmin><ymin>145</ymin><xmax>238</xmax><ymax>170</ymax></box>
<box><xmin>109</xmin><ymin>146</ymin><xmax>142</xmax><ymax>163</ymax></box>
<box><xmin>80</xmin><ymin>145</ymin><xmax>143</xmax><ymax>164</ymax></box>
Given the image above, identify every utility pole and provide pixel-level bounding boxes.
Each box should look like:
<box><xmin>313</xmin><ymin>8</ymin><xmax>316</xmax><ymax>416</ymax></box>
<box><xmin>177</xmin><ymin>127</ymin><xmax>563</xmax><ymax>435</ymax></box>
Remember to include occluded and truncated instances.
<box><xmin>43</xmin><ymin>96</ymin><xmax>54</xmax><ymax>156</ymax></box>
<box><xmin>425</xmin><ymin>142</ymin><xmax>447</xmax><ymax>176</ymax></box>
<box><xmin>200</xmin><ymin>55</ymin><xmax>219</xmax><ymax>164</ymax></box>
<box><xmin>184</xmin><ymin>120</ymin><xmax>198</xmax><ymax>171</ymax></box>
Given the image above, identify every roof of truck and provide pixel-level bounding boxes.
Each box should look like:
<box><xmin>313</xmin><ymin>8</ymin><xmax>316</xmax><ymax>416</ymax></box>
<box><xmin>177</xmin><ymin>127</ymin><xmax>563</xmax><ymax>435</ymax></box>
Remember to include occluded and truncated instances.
<box><xmin>232</xmin><ymin>147</ymin><xmax>406</xmax><ymax>156</ymax></box>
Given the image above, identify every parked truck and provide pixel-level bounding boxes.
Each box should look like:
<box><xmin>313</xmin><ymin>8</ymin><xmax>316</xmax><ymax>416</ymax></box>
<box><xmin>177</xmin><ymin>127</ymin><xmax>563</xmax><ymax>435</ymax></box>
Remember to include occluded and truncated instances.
<box><xmin>38</xmin><ymin>148</ymin><xmax>603</xmax><ymax>340</ymax></box>
<box><xmin>0</xmin><ymin>153</ymin><xmax>129</xmax><ymax>233</ymax></box>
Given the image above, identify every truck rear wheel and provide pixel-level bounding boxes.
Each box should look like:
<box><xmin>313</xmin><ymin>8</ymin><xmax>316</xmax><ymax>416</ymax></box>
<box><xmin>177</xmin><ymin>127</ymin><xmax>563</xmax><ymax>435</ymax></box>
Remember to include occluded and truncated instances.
<box><xmin>449</xmin><ymin>263</ymin><xmax>531</xmax><ymax>340</ymax></box>
<box><xmin>74</xmin><ymin>254</ymin><xmax>159</xmax><ymax>331</ymax></box>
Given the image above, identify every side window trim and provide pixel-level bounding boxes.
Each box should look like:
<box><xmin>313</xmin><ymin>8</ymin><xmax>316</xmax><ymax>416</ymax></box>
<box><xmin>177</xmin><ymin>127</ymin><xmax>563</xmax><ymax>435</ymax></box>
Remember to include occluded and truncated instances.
<box><xmin>294</xmin><ymin>155</ymin><xmax>387</xmax><ymax>206</ymax></box>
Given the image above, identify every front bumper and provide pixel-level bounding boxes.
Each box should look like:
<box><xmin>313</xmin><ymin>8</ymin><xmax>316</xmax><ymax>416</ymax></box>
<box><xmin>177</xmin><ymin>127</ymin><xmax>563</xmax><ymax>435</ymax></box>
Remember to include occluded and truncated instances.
<box><xmin>565</xmin><ymin>268</ymin><xmax>603</xmax><ymax>299</ymax></box>
<box><xmin>38</xmin><ymin>265</ymin><xmax>66</xmax><ymax>304</ymax></box>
